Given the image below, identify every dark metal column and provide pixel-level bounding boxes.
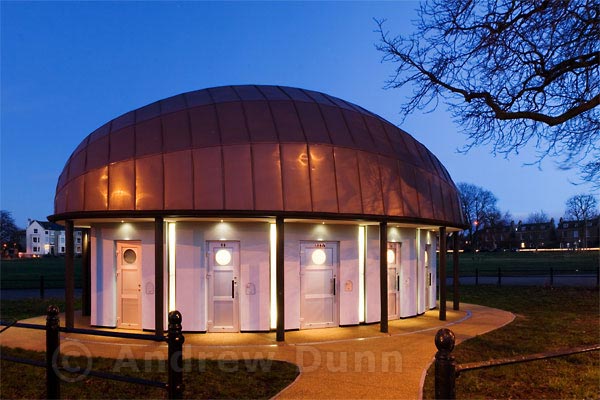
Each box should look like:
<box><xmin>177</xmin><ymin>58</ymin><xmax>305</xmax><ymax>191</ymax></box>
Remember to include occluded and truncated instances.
<box><xmin>276</xmin><ymin>216</ymin><xmax>285</xmax><ymax>342</ymax></box>
<box><xmin>167</xmin><ymin>310</ymin><xmax>185</xmax><ymax>399</ymax></box>
<box><xmin>379</xmin><ymin>221</ymin><xmax>388</xmax><ymax>333</ymax></box>
<box><xmin>46</xmin><ymin>305</ymin><xmax>61</xmax><ymax>399</ymax></box>
<box><xmin>155</xmin><ymin>217</ymin><xmax>165</xmax><ymax>336</ymax></box>
<box><xmin>439</xmin><ymin>226</ymin><xmax>447</xmax><ymax>321</ymax></box>
<box><xmin>65</xmin><ymin>220</ymin><xmax>75</xmax><ymax>329</ymax></box>
<box><xmin>82</xmin><ymin>229</ymin><xmax>91</xmax><ymax>316</ymax></box>
<box><xmin>453</xmin><ymin>233</ymin><xmax>460</xmax><ymax>311</ymax></box>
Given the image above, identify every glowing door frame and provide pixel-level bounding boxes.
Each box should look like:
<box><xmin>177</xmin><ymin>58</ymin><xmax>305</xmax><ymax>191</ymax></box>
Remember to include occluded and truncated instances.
<box><xmin>207</xmin><ymin>241</ymin><xmax>240</xmax><ymax>332</ymax></box>
<box><xmin>299</xmin><ymin>241</ymin><xmax>340</xmax><ymax>329</ymax></box>
<box><xmin>387</xmin><ymin>242</ymin><xmax>401</xmax><ymax>320</ymax></box>
<box><xmin>116</xmin><ymin>241</ymin><xmax>142</xmax><ymax>329</ymax></box>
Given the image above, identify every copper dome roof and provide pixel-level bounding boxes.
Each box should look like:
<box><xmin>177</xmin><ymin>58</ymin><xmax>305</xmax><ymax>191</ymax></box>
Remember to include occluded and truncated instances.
<box><xmin>51</xmin><ymin>85</ymin><xmax>465</xmax><ymax>227</ymax></box>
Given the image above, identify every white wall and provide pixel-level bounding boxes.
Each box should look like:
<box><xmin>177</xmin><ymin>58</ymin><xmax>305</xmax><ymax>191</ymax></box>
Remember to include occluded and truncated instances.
<box><xmin>284</xmin><ymin>223</ymin><xmax>360</xmax><ymax>329</ymax></box>
<box><xmin>401</xmin><ymin>228</ymin><xmax>418</xmax><ymax>318</ymax></box>
<box><xmin>90</xmin><ymin>223</ymin><xmax>156</xmax><ymax>329</ymax></box>
<box><xmin>172</xmin><ymin>223</ymin><xmax>205</xmax><ymax>331</ymax></box>
<box><xmin>90</xmin><ymin>221</ymin><xmax>270</xmax><ymax>332</ymax></box>
<box><xmin>181</xmin><ymin>222</ymin><xmax>271</xmax><ymax>332</ymax></box>
<box><xmin>90</xmin><ymin>219</ymin><xmax>436</xmax><ymax>331</ymax></box>
<box><xmin>388</xmin><ymin>227</ymin><xmax>418</xmax><ymax>318</ymax></box>
<box><xmin>365</xmin><ymin>225</ymin><xmax>381</xmax><ymax>323</ymax></box>
<box><xmin>429</xmin><ymin>235</ymin><xmax>438</xmax><ymax>309</ymax></box>
<box><xmin>26</xmin><ymin>221</ymin><xmax>44</xmax><ymax>255</ymax></box>
<box><xmin>417</xmin><ymin>229</ymin><xmax>426</xmax><ymax>314</ymax></box>
<box><xmin>366</xmin><ymin>225</ymin><xmax>425</xmax><ymax>323</ymax></box>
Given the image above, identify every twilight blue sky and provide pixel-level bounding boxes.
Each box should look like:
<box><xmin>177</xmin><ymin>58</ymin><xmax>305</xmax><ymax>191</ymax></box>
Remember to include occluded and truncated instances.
<box><xmin>1</xmin><ymin>1</ymin><xmax>594</xmax><ymax>227</ymax></box>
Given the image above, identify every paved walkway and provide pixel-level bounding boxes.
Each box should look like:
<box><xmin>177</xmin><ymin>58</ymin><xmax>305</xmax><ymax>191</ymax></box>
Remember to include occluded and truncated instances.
<box><xmin>0</xmin><ymin>303</ymin><xmax>514</xmax><ymax>399</ymax></box>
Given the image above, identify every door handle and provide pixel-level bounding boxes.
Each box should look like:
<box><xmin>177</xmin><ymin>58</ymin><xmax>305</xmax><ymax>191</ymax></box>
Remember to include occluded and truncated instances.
<box><xmin>397</xmin><ymin>274</ymin><xmax>400</xmax><ymax>291</ymax></box>
<box><xmin>332</xmin><ymin>277</ymin><xmax>336</xmax><ymax>296</ymax></box>
<box><xmin>232</xmin><ymin>280</ymin><xmax>235</xmax><ymax>299</ymax></box>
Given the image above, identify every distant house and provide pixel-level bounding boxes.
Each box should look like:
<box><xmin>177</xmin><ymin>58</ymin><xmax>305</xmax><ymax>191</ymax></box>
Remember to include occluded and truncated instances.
<box><xmin>513</xmin><ymin>220</ymin><xmax>558</xmax><ymax>249</ymax></box>
<box><xmin>477</xmin><ymin>219</ymin><xmax>558</xmax><ymax>250</ymax></box>
<box><xmin>475</xmin><ymin>217</ymin><xmax>600</xmax><ymax>250</ymax></box>
<box><xmin>477</xmin><ymin>224</ymin><xmax>514</xmax><ymax>250</ymax></box>
<box><xmin>557</xmin><ymin>218</ymin><xmax>600</xmax><ymax>249</ymax></box>
<box><xmin>26</xmin><ymin>220</ymin><xmax>83</xmax><ymax>256</ymax></box>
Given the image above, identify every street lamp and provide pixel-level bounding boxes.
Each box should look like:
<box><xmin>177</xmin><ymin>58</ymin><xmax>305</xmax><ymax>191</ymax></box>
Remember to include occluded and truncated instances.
<box><xmin>473</xmin><ymin>220</ymin><xmax>479</xmax><ymax>250</ymax></box>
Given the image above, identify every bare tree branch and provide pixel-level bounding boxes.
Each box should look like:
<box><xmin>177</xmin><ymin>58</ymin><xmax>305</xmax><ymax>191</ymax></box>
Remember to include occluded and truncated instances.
<box><xmin>375</xmin><ymin>0</ymin><xmax>600</xmax><ymax>185</ymax></box>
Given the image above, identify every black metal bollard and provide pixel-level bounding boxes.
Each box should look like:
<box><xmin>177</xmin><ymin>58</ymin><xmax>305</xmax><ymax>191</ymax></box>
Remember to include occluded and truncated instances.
<box><xmin>167</xmin><ymin>310</ymin><xmax>185</xmax><ymax>399</ymax></box>
<box><xmin>475</xmin><ymin>268</ymin><xmax>479</xmax><ymax>285</ymax></box>
<box><xmin>434</xmin><ymin>328</ymin><xmax>456</xmax><ymax>400</ymax></box>
<box><xmin>46</xmin><ymin>305</ymin><xmax>60</xmax><ymax>399</ymax></box>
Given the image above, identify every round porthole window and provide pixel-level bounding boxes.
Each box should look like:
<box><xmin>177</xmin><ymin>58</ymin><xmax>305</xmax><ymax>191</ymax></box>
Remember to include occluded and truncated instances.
<box><xmin>387</xmin><ymin>249</ymin><xmax>396</xmax><ymax>264</ymax></box>
<box><xmin>215</xmin><ymin>249</ymin><xmax>232</xmax><ymax>266</ymax></box>
<box><xmin>311</xmin><ymin>248</ymin><xmax>327</xmax><ymax>265</ymax></box>
<box><xmin>123</xmin><ymin>249</ymin><xmax>137</xmax><ymax>264</ymax></box>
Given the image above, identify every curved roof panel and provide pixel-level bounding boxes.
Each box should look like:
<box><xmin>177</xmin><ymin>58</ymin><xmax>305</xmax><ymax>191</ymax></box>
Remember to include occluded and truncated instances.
<box><xmin>52</xmin><ymin>85</ymin><xmax>465</xmax><ymax>227</ymax></box>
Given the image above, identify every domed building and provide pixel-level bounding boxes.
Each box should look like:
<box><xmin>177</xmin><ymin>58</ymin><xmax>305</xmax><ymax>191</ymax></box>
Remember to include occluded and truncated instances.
<box><xmin>50</xmin><ymin>85</ymin><xmax>465</xmax><ymax>338</ymax></box>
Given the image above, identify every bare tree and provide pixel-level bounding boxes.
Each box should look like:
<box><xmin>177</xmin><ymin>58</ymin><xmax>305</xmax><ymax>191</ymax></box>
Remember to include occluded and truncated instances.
<box><xmin>526</xmin><ymin>210</ymin><xmax>549</xmax><ymax>223</ymax></box>
<box><xmin>1</xmin><ymin>210</ymin><xmax>20</xmax><ymax>249</ymax></box>
<box><xmin>457</xmin><ymin>182</ymin><xmax>500</xmax><ymax>249</ymax></box>
<box><xmin>375</xmin><ymin>0</ymin><xmax>599</xmax><ymax>184</ymax></box>
<box><xmin>565</xmin><ymin>194</ymin><xmax>598</xmax><ymax>221</ymax></box>
<box><xmin>486</xmin><ymin>210</ymin><xmax>512</xmax><ymax>227</ymax></box>
<box><xmin>564</xmin><ymin>194</ymin><xmax>598</xmax><ymax>248</ymax></box>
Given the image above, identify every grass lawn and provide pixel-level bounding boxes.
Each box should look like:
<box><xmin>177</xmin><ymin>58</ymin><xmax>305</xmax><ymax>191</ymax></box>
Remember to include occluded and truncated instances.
<box><xmin>1</xmin><ymin>346</ymin><xmax>299</xmax><ymax>399</ymax></box>
<box><xmin>445</xmin><ymin>250</ymin><xmax>598</xmax><ymax>275</ymax></box>
<box><xmin>423</xmin><ymin>285</ymin><xmax>599</xmax><ymax>399</ymax></box>
<box><xmin>1</xmin><ymin>257</ymin><xmax>83</xmax><ymax>289</ymax></box>
<box><xmin>0</xmin><ymin>297</ymin><xmax>82</xmax><ymax>321</ymax></box>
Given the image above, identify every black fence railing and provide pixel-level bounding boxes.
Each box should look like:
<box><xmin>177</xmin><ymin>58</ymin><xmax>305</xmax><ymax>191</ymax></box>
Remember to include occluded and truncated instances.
<box><xmin>448</xmin><ymin>266</ymin><xmax>599</xmax><ymax>287</ymax></box>
<box><xmin>1</xmin><ymin>276</ymin><xmax>82</xmax><ymax>290</ymax></box>
<box><xmin>433</xmin><ymin>328</ymin><xmax>600</xmax><ymax>399</ymax></box>
<box><xmin>0</xmin><ymin>306</ymin><xmax>184</xmax><ymax>399</ymax></box>
<box><xmin>1</xmin><ymin>276</ymin><xmax>83</xmax><ymax>298</ymax></box>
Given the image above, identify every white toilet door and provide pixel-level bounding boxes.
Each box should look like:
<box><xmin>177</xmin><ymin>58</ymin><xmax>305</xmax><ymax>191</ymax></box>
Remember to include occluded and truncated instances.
<box><xmin>300</xmin><ymin>242</ymin><xmax>339</xmax><ymax>329</ymax></box>
<box><xmin>425</xmin><ymin>244</ymin><xmax>432</xmax><ymax>310</ymax></box>
<box><xmin>116</xmin><ymin>241</ymin><xmax>142</xmax><ymax>329</ymax></box>
<box><xmin>207</xmin><ymin>241</ymin><xmax>240</xmax><ymax>332</ymax></box>
<box><xmin>400</xmin><ymin>241</ymin><xmax>417</xmax><ymax>318</ymax></box>
<box><xmin>387</xmin><ymin>242</ymin><xmax>401</xmax><ymax>320</ymax></box>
